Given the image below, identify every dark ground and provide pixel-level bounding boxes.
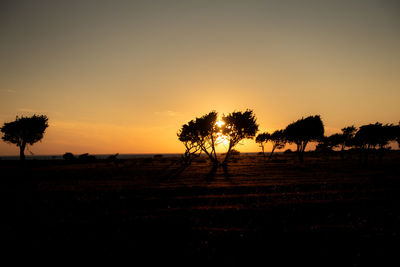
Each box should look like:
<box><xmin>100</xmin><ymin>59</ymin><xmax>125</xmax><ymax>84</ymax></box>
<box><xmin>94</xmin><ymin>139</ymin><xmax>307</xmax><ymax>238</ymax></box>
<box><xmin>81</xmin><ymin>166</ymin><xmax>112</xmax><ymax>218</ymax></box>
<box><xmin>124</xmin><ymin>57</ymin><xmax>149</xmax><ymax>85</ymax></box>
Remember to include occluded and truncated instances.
<box><xmin>1</xmin><ymin>152</ymin><xmax>400</xmax><ymax>266</ymax></box>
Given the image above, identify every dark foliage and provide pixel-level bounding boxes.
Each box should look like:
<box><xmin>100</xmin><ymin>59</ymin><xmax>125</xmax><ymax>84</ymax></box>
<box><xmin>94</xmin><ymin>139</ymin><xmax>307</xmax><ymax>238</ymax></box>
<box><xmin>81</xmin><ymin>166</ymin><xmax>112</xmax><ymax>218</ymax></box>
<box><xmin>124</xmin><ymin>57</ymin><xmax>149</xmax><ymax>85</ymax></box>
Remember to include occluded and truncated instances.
<box><xmin>1</xmin><ymin>114</ymin><xmax>48</xmax><ymax>160</ymax></box>
<box><xmin>341</xmin><ymin>125</ymin><xmax>357</xmax><ymax>150</ymax></box>
<box><xmin>178</xmin><ymin>111</ymin><xmax>219</xmax><ymax>166</ymax></box>
<box><xmin>352</xmin><ymin>123</ymin><xmax>398</xmax><ymax>162</ymax></box>
<box><xmin>178</xmin><ymin>119</ymin><xmax>201</xmax><ymax>165</ymax></box>
<box><xmin>196</xmin><ymin>111</ymin><xmax>219</xmax><ymax>165</ymax></box>
<box><xmin>316</xmin><ymin>134</ymin><xmax>343</xmax><ymax>152</ymax></box>
<box><xmin>284</xmin><ymin>115</ymin><xmax>324</xmax><ymax>162</ymax></box>
<box><xmin>222</xmin><ymin>109</ymin><xmax>259</xmax><ymax>165</ymax></box>
<box><xmin>255</xmin><ymin>132</ymin><xmax>271</xmax><ymax>160</ymax></box>
<box><xmin>63</xmin><ymin>152</ymin><xmax>76</xmax><ymax>161</ymax></box>
<box><xmin>269</xmin><ymin>129</ymin><xmax>286</xmax><ymax>160</ymax></box>
<box><xmin>395</xmin><ymin>123</ymin><xmax>400</xmax><ymax>148</ymax></box>
<box><xmin>78</xmin><ymin>153</ymin><xmax>96</xmax><ymax>161</ymax></box>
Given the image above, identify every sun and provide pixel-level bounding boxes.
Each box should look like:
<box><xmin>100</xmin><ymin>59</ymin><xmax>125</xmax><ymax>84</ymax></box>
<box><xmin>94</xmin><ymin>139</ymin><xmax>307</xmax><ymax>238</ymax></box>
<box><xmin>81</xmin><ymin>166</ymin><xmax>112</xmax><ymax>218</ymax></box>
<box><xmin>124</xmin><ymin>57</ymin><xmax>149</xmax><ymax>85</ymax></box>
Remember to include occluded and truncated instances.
<box><xmin>216</xmin><ymin>120</ymin><xmax>225</xmax><ymax>128</ymax></box>
<box><xmin>215</xmin><ymin>120</ymin><xmax>230</xmax><ymax>147</ymax></box>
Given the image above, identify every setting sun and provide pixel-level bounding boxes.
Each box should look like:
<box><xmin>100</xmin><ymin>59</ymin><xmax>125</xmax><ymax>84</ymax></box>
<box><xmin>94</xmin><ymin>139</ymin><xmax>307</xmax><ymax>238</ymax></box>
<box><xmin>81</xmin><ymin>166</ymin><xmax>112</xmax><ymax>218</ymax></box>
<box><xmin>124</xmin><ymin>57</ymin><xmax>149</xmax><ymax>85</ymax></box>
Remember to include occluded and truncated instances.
<box><xmin>216</xmin><ymin>120</ymin><xmax>225</xmax><ymax>128</ymax></box>
<box><xmin>215</xmin><ymin>120</ymin><xmax>230</xmax><ymax>148</ymax></box>
<box><xmin>1</xmin><ymin>2</ymin><xmax>400</xmax><ymax>264</ymax></box>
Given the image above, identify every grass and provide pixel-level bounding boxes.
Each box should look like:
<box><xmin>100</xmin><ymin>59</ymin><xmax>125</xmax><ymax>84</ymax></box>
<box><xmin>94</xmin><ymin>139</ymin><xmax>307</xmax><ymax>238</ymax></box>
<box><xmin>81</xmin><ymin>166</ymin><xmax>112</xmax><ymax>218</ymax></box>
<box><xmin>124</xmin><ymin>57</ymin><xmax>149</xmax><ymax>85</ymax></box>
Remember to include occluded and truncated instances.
<box><xmin>1</xmin><ymin>152</ymin><xmax>400</xmax><ymax>265</ymax></box>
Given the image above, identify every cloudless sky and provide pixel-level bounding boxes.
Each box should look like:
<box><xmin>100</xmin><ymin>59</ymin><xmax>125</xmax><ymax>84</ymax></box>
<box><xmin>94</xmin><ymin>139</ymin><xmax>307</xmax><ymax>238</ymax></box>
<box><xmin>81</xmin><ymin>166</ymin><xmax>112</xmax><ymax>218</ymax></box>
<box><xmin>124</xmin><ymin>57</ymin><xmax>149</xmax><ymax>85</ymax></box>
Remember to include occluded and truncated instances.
<box><xmin>1</xmin><ymin>0</ymin><xmax>399</xmax><ymax>155</ymax></box>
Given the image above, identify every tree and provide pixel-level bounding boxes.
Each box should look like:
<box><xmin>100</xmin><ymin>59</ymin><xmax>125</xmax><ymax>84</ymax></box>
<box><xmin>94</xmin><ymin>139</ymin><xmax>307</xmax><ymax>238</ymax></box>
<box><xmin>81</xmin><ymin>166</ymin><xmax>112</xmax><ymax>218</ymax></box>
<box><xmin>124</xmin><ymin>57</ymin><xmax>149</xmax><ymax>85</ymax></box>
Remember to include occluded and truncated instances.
<box><xmin>221</xmin><ymin>109</ymin><xmax>259</xmax><ymax>165</ymax></box>
<box><xmin>395</xmin><ymin>123</ymin><xmax>400</xmax><ymax>149</ymax></box>
<box><xmin>341</xmin><ymin>125</ymin><xmax>357</xmax><ymax>150</ymax></box>
<box><xmin>351</xmin><ymin>122</ymin><xmax>394</xmax><ymax>162</ymax></box>
<box><xmin>284</xmin><ymin>115</ymin><xmax>324</xmax><ymax>162</ymax></box>
<box><xmin>177</xmin><ymin>111</ymin><xmax>219</xmax><ymax>166</ymax></box>
<box><xmin>315</xmin><ymin>133</ymin><xmax>343</xmax><ymax>160</ymax></box>
<box><xmin>256</xmin><ymin>132</ymin><xmax>270</xmax><ymax>160</ymax></box>
<box><xmin>269</xmin><ymin>129</ymin><xmax>286</xmax><ymax>160</ymax></box>
<box><xmin>195</xmin><ymin>111</ymin><xmax>219</xmax><ymax>165</ymax></box>
<box><xmin>177</xmin><ymin>119</ymin><xmax>202</xmax><ymax>166</ymax></box>
<box><xmin>1</xmin><ymin>114</ymin><xmax>49</xmax><ymax>160</ymax></box>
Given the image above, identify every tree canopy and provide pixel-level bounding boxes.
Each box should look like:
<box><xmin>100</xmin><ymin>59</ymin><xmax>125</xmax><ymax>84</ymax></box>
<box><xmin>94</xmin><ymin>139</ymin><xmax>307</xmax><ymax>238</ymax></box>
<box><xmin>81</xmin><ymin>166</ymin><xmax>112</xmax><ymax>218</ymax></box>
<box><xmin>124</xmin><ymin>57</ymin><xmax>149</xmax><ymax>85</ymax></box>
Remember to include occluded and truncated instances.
<box><xmin>222</xmin><ymin>109</ymin><xmax>258</xmax><ymax>165</ymax></box>
<box><xmin>284</xmin><ymin>115</ymin><xmax>324</xmax><ymax>161</ymax></box>
<box><xmin>178</xmin><ymin>110</ymin><xmax>399</xmax><ymax>168</ymax></box>
<box><xmin>269</xmin><ymin>129</ymin><xmax>286</xmax><ymax>160</ymax></box>
<box><xmin>177</xmin><ymin>111</ymin><xmax>219</xmax><ymax>165</ymax></box>
<box><xmin>256</xmin><ymin>132</ymin><xmax>271</xmax><ymax>160</ymax></box>
<box><xmin>1</xmin><ymin>114</ymin><xmax>49</xmax><ymax>160</ymax></box>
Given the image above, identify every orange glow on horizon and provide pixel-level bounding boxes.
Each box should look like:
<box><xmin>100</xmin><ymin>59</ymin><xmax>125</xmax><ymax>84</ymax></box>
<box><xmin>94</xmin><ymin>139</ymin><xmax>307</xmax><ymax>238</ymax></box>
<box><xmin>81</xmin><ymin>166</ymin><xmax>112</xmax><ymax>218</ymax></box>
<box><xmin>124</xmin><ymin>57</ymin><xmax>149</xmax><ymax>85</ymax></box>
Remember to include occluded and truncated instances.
<box><xmin>0</xmin><ymin>2</ymin><xmax>400</xmax><ymax>156</ymax></box>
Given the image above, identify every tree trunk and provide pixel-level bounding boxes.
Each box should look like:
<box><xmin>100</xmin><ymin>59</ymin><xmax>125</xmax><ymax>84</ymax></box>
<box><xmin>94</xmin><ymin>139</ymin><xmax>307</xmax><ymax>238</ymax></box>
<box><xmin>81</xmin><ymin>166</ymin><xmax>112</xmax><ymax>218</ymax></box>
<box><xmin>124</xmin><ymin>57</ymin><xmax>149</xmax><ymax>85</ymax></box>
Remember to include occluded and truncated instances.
<box><xmin>223</xmin><ymin>143</ymin><xmax>232</xmax><ymax>166</ymax></box>
<box><xmin>268</xmin><ymin>146</ymin><xmax>276</xmax><ymax>160</ymax></box>
<box><xmin>19</xmin><ymin>142</ymin><xmax>26</xmax><ymax>161</ymax></box>
<box><xmin>212</xmin><ymin>137</ymin><xmax>218</xmax><ymax>164</ymax></box>
<box><xmin>261</xmin><ymin>145</ymin><xmax>266</xmax><ymax>161</ymax></box>
<box><xmin>297</xmin><ymin>142</ymin><xmax>306</xmax><ymax>162</ymax></box>
<box><xmin>298</xmin><ymin>151</ymin><xmax>304</xmax><ymax>162</ymax></box>
<box><xmin>201</xmin><ymin>145</ymin><xmax>216</xmax><ymax>165</ymax></box>
<box><xmin>340</xmin><ymin>146</ymin><xmax>345</xmax><ymax>160</ymax></box>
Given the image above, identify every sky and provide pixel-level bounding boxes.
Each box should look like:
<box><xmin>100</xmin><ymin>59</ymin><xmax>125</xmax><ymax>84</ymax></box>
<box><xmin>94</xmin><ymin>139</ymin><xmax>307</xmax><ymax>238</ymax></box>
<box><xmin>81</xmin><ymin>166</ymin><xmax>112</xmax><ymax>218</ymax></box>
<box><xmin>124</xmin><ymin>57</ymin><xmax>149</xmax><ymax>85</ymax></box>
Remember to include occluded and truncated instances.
<box><xmin>0</xmin><ymin>0</ymin><xmax>399</xmax><ymax>155</ymax></box>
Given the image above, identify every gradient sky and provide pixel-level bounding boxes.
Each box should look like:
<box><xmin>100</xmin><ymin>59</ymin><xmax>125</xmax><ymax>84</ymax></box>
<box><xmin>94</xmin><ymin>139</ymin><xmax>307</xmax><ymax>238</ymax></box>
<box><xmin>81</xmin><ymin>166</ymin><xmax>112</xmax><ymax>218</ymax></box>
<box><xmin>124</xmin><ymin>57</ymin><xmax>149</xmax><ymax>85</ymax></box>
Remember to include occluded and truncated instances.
<box><xmin>1</xmin><ymin>0</ymin><xmax>399</xmax><ymax>155</ymax></box>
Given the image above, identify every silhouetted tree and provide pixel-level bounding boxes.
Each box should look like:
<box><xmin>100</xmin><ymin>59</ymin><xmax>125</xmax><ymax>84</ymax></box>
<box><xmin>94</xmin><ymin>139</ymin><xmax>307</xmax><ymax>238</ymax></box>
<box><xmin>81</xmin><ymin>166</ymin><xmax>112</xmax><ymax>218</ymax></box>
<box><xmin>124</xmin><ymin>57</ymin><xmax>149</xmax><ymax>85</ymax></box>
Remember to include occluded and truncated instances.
<box><xmin>196</xmin><ymin>111</ymin><xmax>219</xmax><ymax>165</ymax></box>
<box><xmin>316</xmin><ymin>136</ymin><xmax>331</xmax><ymax>152</ymax></box>
<box><xmin>377</xmin><ymin>124</ymin><xmax>398</xmax><ymax>160</ymax></box>
<box><xmin>1</xmin><ymin>115</ymin><xmax>48</xmax><ymax>160</ymax></box>
<box><xmin>316</xmin><ymin>133</ymin><xmax>342</xmax><ymax>160</ymax></box>
<box><xmin>222</xmin><ymin>109</ymin><xmax>258</xmax><ymax>165</ymax></box>
<box><xmin>284</xmin><ymin>115</ymin><xmax>324</xmax><ymax>162</ymax></box>
<box><xmin>341</xmin><ymin>126</ymin><xmax>357</xmax><ymax>150</ymax></box>
<box><xmin>256</xmin><ymin>132</ymin><xmax>270</xmax><ymax>160</ymax></box>
<box><xmin>315</xmin><ymin>136</ymin><xmax>332</xmax><ymax>160</ymax></box>
<box><xmin>395</xmin><ymin>123</ymin><xmax>400</xmax><ymax>149</ymax></box>
<box><xmin>178</xmin><ymin>111</ymin><xmax>219</xmax><ymax>166</ymax></box>
<box><xmin>178</xmin><ymin>119</ymin><xmax>202</xmax><ymax>166</ymax></box>
<box><xmin>352</xmin><ymin>122</ymin><xmax>394</xmax><ymax>162</ymax></box>
<box><xmin>269</xmin><ymin>130</ymin><xmax>286</xmax><ymax>160</ymax></box>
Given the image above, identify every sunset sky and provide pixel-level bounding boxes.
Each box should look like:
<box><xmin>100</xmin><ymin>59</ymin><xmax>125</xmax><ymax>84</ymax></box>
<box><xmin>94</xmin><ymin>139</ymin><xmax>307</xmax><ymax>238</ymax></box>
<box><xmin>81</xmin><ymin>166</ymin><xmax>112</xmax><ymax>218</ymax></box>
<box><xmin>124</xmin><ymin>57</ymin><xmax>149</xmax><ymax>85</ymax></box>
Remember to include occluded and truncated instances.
<box><xmin>1</xmin><ymin>0</ymin><xmax>399</xmax><ymax>155</ymax></box>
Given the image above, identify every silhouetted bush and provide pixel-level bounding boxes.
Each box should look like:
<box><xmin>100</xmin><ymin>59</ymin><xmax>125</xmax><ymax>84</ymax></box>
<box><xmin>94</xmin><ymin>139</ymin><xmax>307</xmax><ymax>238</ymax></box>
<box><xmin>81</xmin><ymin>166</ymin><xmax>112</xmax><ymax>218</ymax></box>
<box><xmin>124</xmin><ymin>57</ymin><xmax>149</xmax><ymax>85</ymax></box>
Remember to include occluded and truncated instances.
<box><xmin>107</xmin><ymin>153</ymin><xmax>119</xmax><ymax>160</ymax></box>
<box><xmin>284</xmin><ymin>149</ymin><xmax>293</xmax><ymax>154</ymax></box>
<box><xmin>230</xmin><ymin>149</ymin><xmax>240</xmax><ymax>156</ymax></box>
<box><xmin>78</xmin><ymin>153</ymin><xmax>96</xmax><ymax>161</ymax></box>
<box><xmin>63</xmin><ymin>152</ymin><xmax>76</xmax><ymax>161</ymax></box>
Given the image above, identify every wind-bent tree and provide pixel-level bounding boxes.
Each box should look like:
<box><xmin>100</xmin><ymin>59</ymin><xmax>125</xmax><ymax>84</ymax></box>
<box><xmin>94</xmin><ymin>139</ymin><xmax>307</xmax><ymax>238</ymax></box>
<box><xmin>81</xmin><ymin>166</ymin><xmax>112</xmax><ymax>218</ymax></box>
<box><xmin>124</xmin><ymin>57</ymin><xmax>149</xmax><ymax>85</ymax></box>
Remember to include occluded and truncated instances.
<box><xmin>256</xmin><ymin>132</ymin><xmax>270</xmax><ymax>160</ymax></box>
<box><xmin>222</xmin><ymin>109</ymin><xmax>258</xmax><ymax>165</ymax></box>
<box><xmin>284</xmin><ymin>115</ymin><xmax>324</xmax><ymax>162</ymax></box>
<box><xmin>177</xmin><ymin>119</ymin><xmax>202</xmax><ymax>166</ymax></box>
<box><xmin>195</xmin><ymin>111</ymin><xmax>219</xmax><ymax>165</ymax></box>
<box><xmin>351</xmin><ymin>122</ymin><xmax>396</xmax><ymax>162</ymax></box>
<box><xmin>178</xmin><ymin>111</ymin><xmax>219</xmax><ymax>166</ymax></box>
<box><xmin>316</xmin><ymin>133</ymin><xmax>343</xmax><ymax>160</ymax></box>
<box><xmin>341</xmin><ymin>126</ymin><xmax>357</xmax><ymax>150</ymax></box>
<box><xmin>1</xmin><ymin>114</ymin><xmax>49</xmax><ymax>160</ymax></box>
<box><xmin>269</xmin><ymin>129</ymin><xmax>286</xmax><ymax>160</ymax></box>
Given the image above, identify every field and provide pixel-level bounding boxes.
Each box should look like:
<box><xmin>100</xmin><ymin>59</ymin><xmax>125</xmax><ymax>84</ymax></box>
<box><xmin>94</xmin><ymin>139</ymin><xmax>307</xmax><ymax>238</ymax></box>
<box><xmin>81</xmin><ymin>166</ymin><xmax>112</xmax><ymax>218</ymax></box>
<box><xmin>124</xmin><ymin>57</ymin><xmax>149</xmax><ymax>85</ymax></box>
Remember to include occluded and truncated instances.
<box><xmin>2</xmin><ymin>152</ymin><xmax>400</xmax><ymax>266</ymax></box>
